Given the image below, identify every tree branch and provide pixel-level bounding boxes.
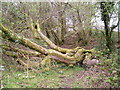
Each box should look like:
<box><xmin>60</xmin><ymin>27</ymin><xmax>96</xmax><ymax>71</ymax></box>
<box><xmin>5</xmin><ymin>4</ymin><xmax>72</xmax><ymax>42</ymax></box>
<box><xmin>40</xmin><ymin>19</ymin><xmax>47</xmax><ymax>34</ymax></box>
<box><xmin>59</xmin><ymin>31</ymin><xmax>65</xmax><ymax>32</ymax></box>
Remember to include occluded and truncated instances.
<box><xmin>110</xmin><ymin>22</ymin><xmax>118</xmax><ymax>37</ymax></box>
<box><xmin>1</xmin><ymin>23</ymin><xmax>93</xmax><ymax>65</ymax></box>
<box><xmin>0</xmin><ymin>24</ymin><xmax>48</xmax><ymax>54</ymax></box>
<box><xmin>36</xmin><ymin>23</ymin><xmax>82</xmax><ymax>53</ymax></box>
<box><xmin>1</xmin><ymin>45</ymin><xmax>42</xmax><ymax>57</ymax></box>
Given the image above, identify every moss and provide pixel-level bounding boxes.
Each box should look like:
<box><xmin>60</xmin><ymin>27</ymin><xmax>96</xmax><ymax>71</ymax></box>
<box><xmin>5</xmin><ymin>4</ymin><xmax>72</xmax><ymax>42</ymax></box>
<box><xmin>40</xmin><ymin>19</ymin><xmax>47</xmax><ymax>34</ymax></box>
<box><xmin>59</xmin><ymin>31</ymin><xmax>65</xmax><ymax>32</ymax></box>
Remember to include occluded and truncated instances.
<box><xmin>1</xmin><ymin>23</ymin><xmax>93</xmax><ymax>67</ymax></box>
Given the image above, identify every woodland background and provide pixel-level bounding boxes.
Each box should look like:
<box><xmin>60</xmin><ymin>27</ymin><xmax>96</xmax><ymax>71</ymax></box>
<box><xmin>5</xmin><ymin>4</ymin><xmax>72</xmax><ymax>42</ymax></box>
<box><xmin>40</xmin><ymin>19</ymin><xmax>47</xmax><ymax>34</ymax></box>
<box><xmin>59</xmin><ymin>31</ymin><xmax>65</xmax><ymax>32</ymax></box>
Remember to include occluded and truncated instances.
<box><xmin>0</xmin><ymin>1</ymin><xmax>119</xmax><ymax>88</ymax></box>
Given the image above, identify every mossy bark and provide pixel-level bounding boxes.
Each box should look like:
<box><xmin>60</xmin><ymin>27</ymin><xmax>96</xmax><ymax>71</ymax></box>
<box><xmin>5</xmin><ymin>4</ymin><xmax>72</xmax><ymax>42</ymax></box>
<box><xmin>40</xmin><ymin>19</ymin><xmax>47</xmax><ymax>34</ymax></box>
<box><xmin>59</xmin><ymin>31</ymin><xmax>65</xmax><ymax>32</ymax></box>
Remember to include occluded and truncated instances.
<box><xmin>36</xmin><ymin>23</ymin><xmax>82</xmax><ymax>53</ymax></box>
<box><xmin>1</xmin><ymin>23</ymin><xmax>93</xmax><ymax>66</ymax></box>
<box><xmin>1</xmin><ymin>45</ymin><xmax>42</xmax><ymax>57</ymax></box>
<box><xmin>0</xmin><ymin>24</ymin><xmax>48</xmax><ymax>54</ymax></box>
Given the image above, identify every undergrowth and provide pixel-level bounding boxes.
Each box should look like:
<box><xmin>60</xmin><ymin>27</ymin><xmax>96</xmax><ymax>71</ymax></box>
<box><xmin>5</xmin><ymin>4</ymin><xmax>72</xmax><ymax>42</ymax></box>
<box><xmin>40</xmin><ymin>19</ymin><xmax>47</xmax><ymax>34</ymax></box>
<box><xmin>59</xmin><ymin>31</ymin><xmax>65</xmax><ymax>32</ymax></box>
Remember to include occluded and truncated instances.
<box><xmin>1</xmin><ymin>64</ymin><xmax>85</xmax><ymax>88</ymax></box>
<box><xmin>94</xmin><ymin>50</ymin><xmax>119</xmax><ymax>88</ymax></box>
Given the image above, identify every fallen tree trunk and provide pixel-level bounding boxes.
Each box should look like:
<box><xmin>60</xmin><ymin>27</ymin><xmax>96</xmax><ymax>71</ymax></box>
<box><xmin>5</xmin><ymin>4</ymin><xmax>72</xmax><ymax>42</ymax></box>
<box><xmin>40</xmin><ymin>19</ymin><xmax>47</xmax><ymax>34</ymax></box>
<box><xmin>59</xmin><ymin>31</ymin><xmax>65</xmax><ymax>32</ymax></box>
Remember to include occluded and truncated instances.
<box><xmin>0</xmin><ymin>23</ymin><xmax>93</xmax><ymax>66</ymax></box>
<box><xmin>0</xmin><ymin>24</ymin><xmax>48</xmax><ymax>54</ymax></box>
<box><xmin>1</xmin><ymin>45</ymin><xmax>42</xmax><ymax>57</ymax></box>
<box><xmin>36</xmin><ymin>23</ymin><xmax>82</xmax><ymax>53</ymax></box>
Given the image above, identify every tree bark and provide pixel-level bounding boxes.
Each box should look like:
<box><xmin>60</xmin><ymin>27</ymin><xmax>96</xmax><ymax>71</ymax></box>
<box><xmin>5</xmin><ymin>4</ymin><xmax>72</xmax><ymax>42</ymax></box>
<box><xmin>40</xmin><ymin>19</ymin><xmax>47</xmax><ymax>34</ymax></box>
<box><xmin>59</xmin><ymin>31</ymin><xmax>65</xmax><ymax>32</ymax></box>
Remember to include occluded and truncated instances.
<box><xmin>0</xmin><ymin>24</ymin><xmax>48</xmax><ymax>54</ymax></box>
<box><xmin>36</xmin><ymin>23</ymin><xmax>81</xmax><ymax>53</ymax></box>
<box><xmin>58</xmin><ymin>3</ymin><xmax>66</xmax><ymax>44</ymax></box>
<box><xmin>1</xmin><ymin>23</ymin><xmax>93</xmax><ymax>65</ymax></box>
<box><xmin>100</xmin><ymin>2</ymin><xmax>114</xmax><ymax>53</ymax></box>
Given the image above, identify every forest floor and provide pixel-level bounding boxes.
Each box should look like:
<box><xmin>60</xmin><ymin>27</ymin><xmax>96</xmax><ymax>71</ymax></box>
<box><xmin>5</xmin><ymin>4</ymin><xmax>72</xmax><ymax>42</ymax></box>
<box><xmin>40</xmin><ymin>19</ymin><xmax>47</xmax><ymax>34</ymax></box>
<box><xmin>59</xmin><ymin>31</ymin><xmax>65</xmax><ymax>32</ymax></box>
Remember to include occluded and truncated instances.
<box><xmin>2</xmin><ymin>62</ymin><xmax>111</xmax><ymax>88</ymax></box>
<box><xmin>1</xmin><ymin>44</ymin><xmax>112</xmax><ymax>88</ymax></box>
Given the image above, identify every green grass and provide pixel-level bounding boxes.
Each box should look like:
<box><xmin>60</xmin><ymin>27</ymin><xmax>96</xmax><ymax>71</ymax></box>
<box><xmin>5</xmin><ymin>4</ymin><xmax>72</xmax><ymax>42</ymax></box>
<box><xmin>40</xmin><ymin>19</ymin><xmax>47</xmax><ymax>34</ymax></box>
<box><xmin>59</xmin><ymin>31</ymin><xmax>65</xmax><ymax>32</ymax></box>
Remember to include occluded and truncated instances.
<box><xmin>2</xmin><ymin>65</ymin><xmax>85</xmax><ymax>88</ymax></box>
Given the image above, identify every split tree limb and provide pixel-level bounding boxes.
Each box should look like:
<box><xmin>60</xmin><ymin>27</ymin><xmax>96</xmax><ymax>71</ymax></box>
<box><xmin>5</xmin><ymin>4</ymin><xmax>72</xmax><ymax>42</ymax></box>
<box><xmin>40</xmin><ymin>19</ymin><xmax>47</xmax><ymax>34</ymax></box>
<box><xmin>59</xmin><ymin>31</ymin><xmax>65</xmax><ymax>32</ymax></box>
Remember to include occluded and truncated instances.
<box><xmin>1</xmin><ymin>23</ymin><xmax>93</xmax><ymax>65</ymax></box>
<box><xmin>1</xmin><ymin>45</ymin><xmax>42</xmax><ymax>57</ymax></box>
<box><xmin>0</xmin><ymin>24</ymin><xmax>48</xmax><ymax>54</ymax></box>
<box><xmin>36</xmin><ymin>23</ymin><xmax>82</xmax><ymax>53</ymax></box>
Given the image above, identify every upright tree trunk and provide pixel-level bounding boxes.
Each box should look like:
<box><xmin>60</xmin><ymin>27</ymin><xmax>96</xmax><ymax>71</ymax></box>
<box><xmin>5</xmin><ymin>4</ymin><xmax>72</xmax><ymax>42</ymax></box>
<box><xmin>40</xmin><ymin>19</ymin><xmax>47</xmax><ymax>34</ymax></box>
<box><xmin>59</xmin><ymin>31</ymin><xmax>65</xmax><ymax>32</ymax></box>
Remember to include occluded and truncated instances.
<box><xmin>118</xmin><ymin>1</ymin><xmax>120</xmax><ymax>65</ymax></box>
<box><xmin>100</xmin><ymin>2</ymin><xmax>114</xmax><ymax>53</ymax></box>
<box><xmin>118</xmin><ymin>1</ymin><xmax>120</xmax><ymax>42</ymax></box>
<box><xmin>58</xmin><ymin>3</ymin><xmax>66</xmax><ymax>45</ymax></box>
<box><xmin>104</xmin><ymin>19</ymin><xmax>112</xmax><ymax>53</ymax></box>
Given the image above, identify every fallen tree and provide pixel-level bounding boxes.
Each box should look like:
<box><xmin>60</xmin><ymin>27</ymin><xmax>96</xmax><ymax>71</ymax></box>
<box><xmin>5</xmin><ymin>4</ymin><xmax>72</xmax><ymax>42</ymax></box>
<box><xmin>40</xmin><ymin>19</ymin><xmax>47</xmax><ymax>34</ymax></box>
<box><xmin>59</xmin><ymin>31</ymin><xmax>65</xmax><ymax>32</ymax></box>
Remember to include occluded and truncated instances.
<box><xmin>0</xmin><ymin>22</ymin><xmax>94</xmax><ymax>70</ymax></box>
